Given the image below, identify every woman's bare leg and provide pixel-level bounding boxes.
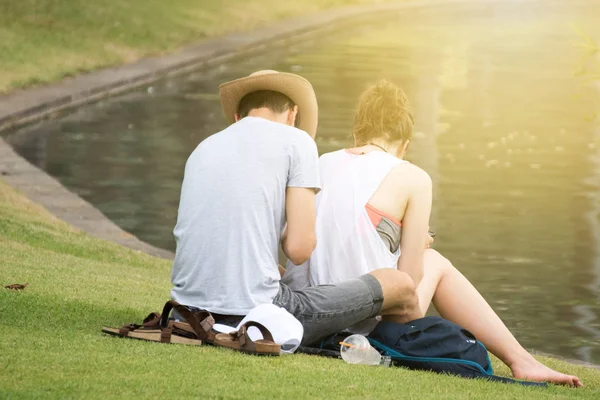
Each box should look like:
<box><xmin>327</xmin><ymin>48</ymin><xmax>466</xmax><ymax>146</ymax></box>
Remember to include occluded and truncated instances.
<box><xmin>416</xmin><ymin>249</ymin><xmax>583</xmax><ymax>387</ymax></box>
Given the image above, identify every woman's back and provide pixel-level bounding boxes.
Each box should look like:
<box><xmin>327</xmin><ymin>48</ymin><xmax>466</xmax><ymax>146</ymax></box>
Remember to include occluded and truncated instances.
<box><xmin>283</xmin><ymin>148</ymin><xmax>426</xmax><ymax>288</ymax></box>
<box><xmin>284</xmin><ymin>79</ymin><xmax>432</xmax><ymax>289</ymax></box>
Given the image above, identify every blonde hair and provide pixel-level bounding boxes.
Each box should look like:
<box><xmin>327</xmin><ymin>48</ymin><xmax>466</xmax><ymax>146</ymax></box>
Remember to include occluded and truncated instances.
<box><xmin>352</xmin><ymin>79</ymin><xmax>414</xmax><ymax>146</ymax></box>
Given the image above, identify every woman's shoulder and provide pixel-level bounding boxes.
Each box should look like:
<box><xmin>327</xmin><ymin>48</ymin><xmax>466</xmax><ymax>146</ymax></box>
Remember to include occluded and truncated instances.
<box><xmin>319</xmin><ymin>149</ymin><xmax>346</xmax><ymax>159</ymax></box>
<box><xmin>388</xmin><ymin>161</ymin><xmax>432</xmax><ymax>189</ymax></box>
<box><xmin>318</xmin><ymin>149</ymin><xmax>346</xmax><ymax>165</ymax></box>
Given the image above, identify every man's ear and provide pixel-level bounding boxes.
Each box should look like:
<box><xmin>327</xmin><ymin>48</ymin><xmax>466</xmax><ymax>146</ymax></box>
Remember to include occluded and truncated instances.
<box><xmin>234</xmin><ymin>113</ymin><xmax>242</xmax><ymax>122</ymax></box>
<box><xmin>287</xmin><ymin>105</ymin><xmax>299</xmax><ymax>127</ymax></box>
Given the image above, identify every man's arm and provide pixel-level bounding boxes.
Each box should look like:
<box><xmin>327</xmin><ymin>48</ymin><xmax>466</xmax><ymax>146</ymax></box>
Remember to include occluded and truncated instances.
<box><xmin>282</xmin><ymin>187</ymin><xmax>317</xmax><ymax>265</ymax></box>
<box><xmin>397</xmin><ymin>167</ymin><xmax>432</xmax><ymax>286</ymax></box>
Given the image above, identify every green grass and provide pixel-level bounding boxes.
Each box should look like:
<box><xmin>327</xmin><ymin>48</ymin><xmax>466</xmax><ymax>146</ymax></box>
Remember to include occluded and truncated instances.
<box><xmin>0</xmin><ymin>0</ymin><xmax>392</xmax><ymax>94</ymax></box>
<box><xmin>1</xmin><ymin>179</ymin><xmax>600</xmax><ymax>398</ymax></box>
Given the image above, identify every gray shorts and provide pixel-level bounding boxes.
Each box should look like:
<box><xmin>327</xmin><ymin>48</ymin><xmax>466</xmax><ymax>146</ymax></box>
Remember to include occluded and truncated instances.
<box><xmin>273</xmin><ymin>274</ymin><xmax>384</xmax><ymax>346</ymax></box>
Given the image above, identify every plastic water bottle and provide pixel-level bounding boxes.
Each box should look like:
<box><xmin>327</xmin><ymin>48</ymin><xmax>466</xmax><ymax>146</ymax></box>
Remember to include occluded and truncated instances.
<box><xmin>340</xmin><ymin>334</ymin><xmax>391</xmax><ymax>367</ymax></box>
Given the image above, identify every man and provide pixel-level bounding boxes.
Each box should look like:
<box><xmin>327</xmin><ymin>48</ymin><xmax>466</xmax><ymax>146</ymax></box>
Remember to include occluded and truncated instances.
<box><xmin>170</xmin><ymin>70</ymin><xmax>423</xmax><ymax>345</ymax></box>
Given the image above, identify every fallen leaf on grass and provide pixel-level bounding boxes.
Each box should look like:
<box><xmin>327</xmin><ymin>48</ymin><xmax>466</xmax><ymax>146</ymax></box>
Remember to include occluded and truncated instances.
<box><xmin>4</xmin><ymin>283</ymin><xmax>29</xmax><ymax>290</ymax></box>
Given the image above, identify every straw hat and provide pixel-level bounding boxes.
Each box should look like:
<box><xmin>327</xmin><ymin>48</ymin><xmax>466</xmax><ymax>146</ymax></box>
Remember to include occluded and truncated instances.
<box><xmin>219</xmin><ymin>70</ymin><xmax>318</xmax><ymax>138</ymax></box>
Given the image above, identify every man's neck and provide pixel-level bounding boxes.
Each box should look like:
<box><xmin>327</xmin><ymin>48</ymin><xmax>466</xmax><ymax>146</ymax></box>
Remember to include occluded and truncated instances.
<box><xmin>247</xmin><ymin>108</ymin><xmax>288</xmax><ymax>125</ymax></box>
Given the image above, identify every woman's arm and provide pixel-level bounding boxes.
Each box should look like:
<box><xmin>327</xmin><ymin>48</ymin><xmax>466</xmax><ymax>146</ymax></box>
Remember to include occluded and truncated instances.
<box><xmin>396</xmin><ymin>166</ymin><xmax>433</xmax><ymax>286</ymax></box>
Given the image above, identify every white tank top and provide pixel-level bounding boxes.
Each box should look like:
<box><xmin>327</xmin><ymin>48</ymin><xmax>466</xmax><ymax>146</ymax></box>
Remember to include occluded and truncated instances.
<box><xmin>283</xmin><ymin>149</ymin><xmax>405</xmax><ymax>290</ymax></box>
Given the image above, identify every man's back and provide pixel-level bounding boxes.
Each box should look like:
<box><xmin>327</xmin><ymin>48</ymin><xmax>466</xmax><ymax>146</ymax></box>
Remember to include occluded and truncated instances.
<box><xmin>171</xmin><ymin>116</ymin><xmax>319</xmax><ymax>315</ymax></box>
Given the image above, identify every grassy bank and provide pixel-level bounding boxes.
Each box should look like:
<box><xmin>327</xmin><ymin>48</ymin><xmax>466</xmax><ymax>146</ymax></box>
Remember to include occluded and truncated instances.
<box><xmin>0</xmin><ymin>0</ymin><xmax>393</xmax><ymax>94</ymax></box>
<box><xmin>1</xmin><ymin>179</ymin><xmax>599</xmax><ymax>398</ymax></box>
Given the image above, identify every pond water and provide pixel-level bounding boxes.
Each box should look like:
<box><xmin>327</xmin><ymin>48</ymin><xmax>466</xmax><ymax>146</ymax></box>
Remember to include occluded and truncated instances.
<box><xmin>5</xmin><ymin>0</ymin><xmax>600</xmax><ymax>364</ymax></box>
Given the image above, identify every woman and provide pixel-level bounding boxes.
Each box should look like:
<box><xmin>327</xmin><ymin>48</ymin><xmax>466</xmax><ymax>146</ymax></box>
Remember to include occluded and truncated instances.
<box><xmin>283</xmin><ymin>80</ymin><xmax>582</xmax><ymax>387</ymax></box>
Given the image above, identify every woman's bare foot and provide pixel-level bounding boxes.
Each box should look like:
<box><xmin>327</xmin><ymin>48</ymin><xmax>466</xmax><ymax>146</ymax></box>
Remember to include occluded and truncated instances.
<box><xmin>510</xmin><ymin>356</ymin><xmax>583</xmax><ymax>387</ymax></box>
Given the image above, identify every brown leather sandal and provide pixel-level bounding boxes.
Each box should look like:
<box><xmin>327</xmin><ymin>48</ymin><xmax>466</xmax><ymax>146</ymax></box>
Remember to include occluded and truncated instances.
<box><xmin>165</xmin><ymin>300</ymin><xmax>217</xmax><ymax>344</ymax></box>
<box><xmin>104</xmin><ymin>311</ymin><xmax>161</xmax><ymax>336</ymax></box>
<box><xmin>214</xmin><ymin>321</ymin><xmax>281</xmax><ymax>356</ymax></box>
<box><xmin>101</xmin><ymin>300</ymin><xmax>216</xmax><ymax>346</ymax></box>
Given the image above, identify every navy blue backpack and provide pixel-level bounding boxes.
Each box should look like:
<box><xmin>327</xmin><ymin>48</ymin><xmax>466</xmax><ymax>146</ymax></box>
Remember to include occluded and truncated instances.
<box><xmin>299</xmin><ymin>316</ymin><xmax>547</xmax><ymax>387</ymax></box>
<box><xmin>367</xmin><ymin>316</ymin><xmax>547</xmax><ymax>387</ymax></box>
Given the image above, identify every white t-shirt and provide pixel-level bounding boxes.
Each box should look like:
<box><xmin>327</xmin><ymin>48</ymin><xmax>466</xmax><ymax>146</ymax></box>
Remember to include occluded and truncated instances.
<box><xmin>170</xmin><ymin>116</ymin><xmax>320</xmax><ymax>315</ymax></box>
